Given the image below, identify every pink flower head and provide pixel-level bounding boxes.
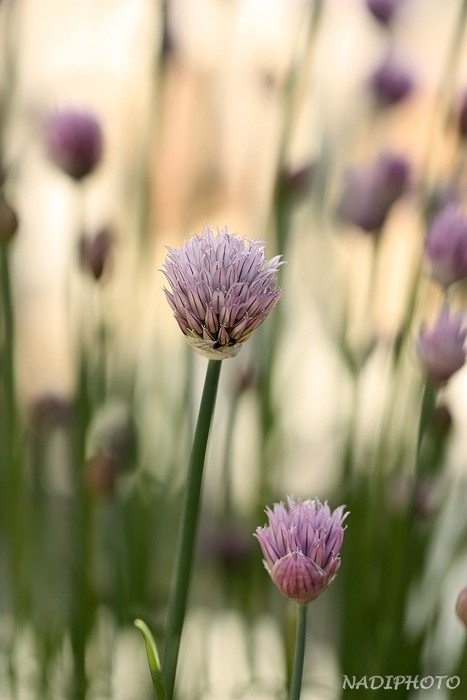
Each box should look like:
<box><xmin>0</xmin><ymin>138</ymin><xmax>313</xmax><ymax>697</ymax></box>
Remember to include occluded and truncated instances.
<box><xmin>338</xmin><ymin>151</ymin><xmax>411</xmax><ymax>234</ymax></box>
<box><xmin>255</xmin><ymin>497</ymin><xmax>348</xmax><ymax>604</ymax></box>
<box><xmin>417</xmin><ymin>306</ymin><xmax>467</xmax><ymax>384</ymax></box>
<box><xmin>44</xmin><ymin>108</ymin><xmax>103</xmax><ymax>180</ymax></box>
<box><xmin>162</xmin><ymin>226</ymin><xmax>282</xmax><ymax>359</ymax></box>
<box><xmin>424</xmin><ymin>205</ymin><xmax>467</xmax><ymax>287</ymax></box>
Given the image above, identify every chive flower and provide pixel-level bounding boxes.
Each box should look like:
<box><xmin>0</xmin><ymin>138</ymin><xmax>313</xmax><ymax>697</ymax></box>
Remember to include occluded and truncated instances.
<box><xmin>162</xmin><ymin>226</ymin><xmax>282</xmax><ymax>359</ymax></box>
<box><xmin>337</xmin><ymin>151</ymin><xmax>411</xmax><ymax>234</ymax></box>
<box><xmin>424</xmin><ymin>205</ymin><xmax>467</xmax><ymax>288</ymax></box>
<box><xmin>44</xmin><ymin>107</ymin><xmax>103</xmax><ymax>180</ymax></box>
<box><xmin>417</xmin><ymin>306</ymin><xmax>467</xmax><ymax>384</ymax></box>
<box><xmin>369</xmin><ymin>54</ymin><xmax>415</xmax><ymax>108</ymax></box>
<box><xmin>255</xmin><ymin>497</ymin><xmax>348</xmax><ymax>604</ymax></box>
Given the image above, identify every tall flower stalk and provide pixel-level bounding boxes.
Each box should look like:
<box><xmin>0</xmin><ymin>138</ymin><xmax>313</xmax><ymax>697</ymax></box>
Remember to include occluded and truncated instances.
<box><xmin>255</xmin><ymin>497</ymin><xmax>348</xmax><ymax>699</ymax></box>
<box><xmin>158</xmin><ymin>226</ymin><xmax>282</xmax><ymax>698</ymax></box>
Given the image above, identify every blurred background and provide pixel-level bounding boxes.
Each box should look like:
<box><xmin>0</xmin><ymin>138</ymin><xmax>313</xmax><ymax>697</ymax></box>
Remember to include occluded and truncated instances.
<box><xmin>1</xmin><ymin>0</ymin><xmax>467</xmax><ymax>697</ymax></box>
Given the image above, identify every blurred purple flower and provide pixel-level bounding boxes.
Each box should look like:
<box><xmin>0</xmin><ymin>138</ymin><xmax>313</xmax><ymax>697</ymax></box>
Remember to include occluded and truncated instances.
<box><xmin>338</xmin><ymin>151</ymin><xmax>411</xmax><ymax>234</ymax></box>
<box><xmin>369</xmin><ymin>55</ymin><xmax>415</xmax><ymax>108</ymax></box>
<box><xmin>456</xmin><ymin>586</ymin><xmax>467</xmax><ymax>628</ymax></box>
<box><xmin>366</xmin><ymin>0</ymin><xmax>403</xmax><ymax>26</ymax></box>
<box><xmin>255</xmin><ymin>496</ymin><xmax>348</xmax><ymax>604</ymax></box>
<box><xmin>162</xmin><ymin>226</ymin><xmax>282</xmax><ymax>359</ymax></box>
<box><xmin>44</xmin><ymin>108</ymin><xmax>103</xmax><ymax>180</ymax></box>
<box><xmin>424</xmin><ymin>206</ymin><xmax>467</xmax><ymax>287</ymax></box>
<box><xmin>0</xmin><ymin>192</ymin><xmax>18</xmax><ymax>245</ymax></box>
<box><xmin>79</xmin><ymin>227</ymin><xmax>113</xmax><ymax>281</ymax></box>
<box><xmin>456</xmin><ymin>90</ymin><xmax>467</xmax><ymax>140</ymax></box>
<box><xmin>417</xmin><ymin>306</ymin><xmax>467</xmax><ymax>384</ymax></box>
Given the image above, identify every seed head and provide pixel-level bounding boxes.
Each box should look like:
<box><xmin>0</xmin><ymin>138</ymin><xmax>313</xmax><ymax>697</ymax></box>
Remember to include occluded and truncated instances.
<box><xmin>162</xmin><ymin>226</ymin><xmax>282</xmax><ymax>359</ymax></box>
<box><xmin>255</xmin><ymin>496</ymin><xmax>348</xmax><ymax>604</ymax></box>
<box><xmin>417</xmin><ymin>306</ymin><xmax>467</xmax><ymax>384</ymax></box>
<box><xmin>44</xmin><ymin>108</ymin><xmax>103</xmax><ymax>181</ymax></box>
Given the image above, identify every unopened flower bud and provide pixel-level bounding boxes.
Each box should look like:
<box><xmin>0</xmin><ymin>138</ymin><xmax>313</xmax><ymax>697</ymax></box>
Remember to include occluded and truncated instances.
<box><xmin>44</xmin><ymin>108</ymin><xmax>103</xmax><ymax>181</ymax></box>
<box><xmin>369</xmin><ymin>55</ymin><xmax>415</xmax><ymax>108</ymax></box>
<box><xmin>255</xmin><ymin>496</ymin><xmax>348</xmax><ymax>604</ymax></box>
<box><xmin>424</xmin><ymin>205</ymin><xmax>467</xmax><ymax>287</ymax></box>
<box><xmin>456</xmin><ymin>586</ymin><xmax>467</xmax><ymax>627</ymax></box>
<box><xmin>417</xmin><ymin>306</ymin><xmax>467</xmax><ymax>384</ymax></box>
<box><xmin>0</xmin><ymin>192</ymin><xmax>18</xmax><ymax>245</ymax></box>
<box><xmin>366</xmin><ymin>0</ymin><xmax>403</xmax><ymax>27</ymax></box>
<box><xmin>79</xmin><ymin>227</ymin><xmax>113</xmax><ymax>281</ymax></box>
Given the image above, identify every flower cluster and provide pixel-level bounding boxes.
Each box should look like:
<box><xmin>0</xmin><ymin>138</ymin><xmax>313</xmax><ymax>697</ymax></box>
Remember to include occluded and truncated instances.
<box><xmin>162</xmin><ymin>226</ymin><xmax>282</xmax><ymax>359</ymax></box>
<box><xmin>417</xmin><ymin>205</ymin><xmax>467</xmax><ymax>383</ymax></box>
<box><xmin>255</xmin><ymin>497</ymin><xmax>348</xmax><ymax>604</ymax></box>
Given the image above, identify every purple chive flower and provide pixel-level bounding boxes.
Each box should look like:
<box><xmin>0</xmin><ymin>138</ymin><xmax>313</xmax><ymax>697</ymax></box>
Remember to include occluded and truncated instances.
<box><xmin>369</xmin><ymin>55</ymin><xmax>415</xmax><ymax>108</ymax></box>
<box><xmin>456</xmin><ymin>587</ymin><xmax>467</xmax><ymax>628</ymax></box>
<box><xmin>424</xmin><ymin>206</ymin><xmax>467</xmax><ymax>288</ymax></box>
<box><xmin>366</xmin><ymin>0</ymin><xmax>402</xmax><ymax>27</ymax></box>
<box><xmin>79</xmin><ymin>227</ymin><xmax>113</xmax><ymax>281</ymax></box>
<box><xmin>417</xmin><ymin>306</ymin><xmax>467</xmax><ymax>384</ymax></box>
<box><xmin>255</xmin><ymin>497</ymin><xmax>348</xmax><ymax>604</ymax></box>
<box><xmin>44</xmin><ymin>108</ymin><xmax>103</xmax><ymax>180</ymax></box>
<box><xmin>455</xmin><ymin>90</ymin><xmax>467</xmax><ymax>140</ymax></box>
<box><xmin>162</xmin><ymin>226</ymin><xmax>282</xmax><ymax>359</ymax></box>
<box><xmin>338</xmin><ymin>151</ymin><xmax>411</xmax><ymax>234</ymax></box>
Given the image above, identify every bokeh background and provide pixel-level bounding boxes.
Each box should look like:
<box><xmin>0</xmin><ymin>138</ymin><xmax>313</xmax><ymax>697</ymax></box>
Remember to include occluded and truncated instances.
<box><xmin>1</xmin><ymin>0</ymin><xmax>467</xmax><ymax>698</ymax></box>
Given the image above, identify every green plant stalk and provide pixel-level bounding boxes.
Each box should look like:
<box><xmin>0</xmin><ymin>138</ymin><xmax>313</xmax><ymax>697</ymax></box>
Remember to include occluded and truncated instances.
<box><xmin>134</xmin><ymin>619</ymin><xmax>167</xmax><ymax>700</ymax></box>
<box><xmin>289</xmin><ymin>604</ymin><xmax>308</xmax><ymax>700</ymax></box>
<box><xmin>162</xmin><ymin>358</ymin><xmax>222</xmax><ymax>699</ymax></box>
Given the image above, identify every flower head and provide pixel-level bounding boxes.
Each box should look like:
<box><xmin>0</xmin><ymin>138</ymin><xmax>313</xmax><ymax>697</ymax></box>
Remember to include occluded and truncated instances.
<box><xmin>255</xmin><ymin>497</ymin><xmax>348</xmax><ymax>604</ymax></box>
<box><xmin>456</xmin><ymin>586</ymin><xmax>467</xmax><ymax>628</ymax></box>
<box><xmin>424</xmin><ymin>205</ymin><xmax>467</xmax><ymax>287</ymax></box>
<box><xmin>162</xmin><ymin>226</ymin><xmax>282</xmax><ymax>359</ymax></box>
<box><xmin>366</xmin><ymin>0</ymin><xmax>403</xmax><ymax>27</ymax></box>
<box><xmin>369</xmin><ymin>54</ymin><xmax>415</xmax><ymax>108</ymax></box>
<box><xmin>44</xmin><ymin>108</ymin><xmax>103</xmax><ymax>180</ymax></box>
<box><xmin>417</xmin><ymin>306</ymin><xmax>467</xmax><ymax>384</ymax></box>
<box><xmin>338</xmin><ymin>151</ymin><xmax>411</xmax><ymax>234</ymax></box>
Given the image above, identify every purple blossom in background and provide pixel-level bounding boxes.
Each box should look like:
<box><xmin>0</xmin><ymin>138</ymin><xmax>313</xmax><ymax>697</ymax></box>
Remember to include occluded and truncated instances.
<box><xmin>417</xmin><ymin>306</ymin><xmax>467</xmax><ymax>384</ymax></box>
<box><xmin>44</xmin><ymin>108</ymin><xmax>103</xmax><ymax>180</ymax></box>
<box><xmin>162</xmin><ymin>226</ymin><xmax>282</xmax><ymax>359</ymax></box>
<box><xmin>456</xmin><ymin>90</ymin><xmax>467</xmax><ymax>140</ymax></box>
<box><xmin>79</xmin><ymin>227</ymin><xmax>113</xmax><ymax>281</ymax></box>
<box><xmin>255</xmin><ymin>497</ymin><xmax>348</xmax><ymax>604</ymax></box>
<box><xmin>424</xmin><ymin>206</ymin><xmax>467</xmax><ymax>287</ymax></box>
<box><xmin>366</xmin><ymin>0</ymin><xmax>403</xmax><ymax>26</ymax></box>
<box><xmin>456</xmin><ymin>587</ymin><xmax>467</xmax><ymax>628</ymax></box>
<box><xmin>369</xmin><ymin>54</ymin><xmax>415</xmax><ymax>108</ymax></box>
<box><xmin>338</xmin><ymin>151</ymin><xmax>411</xmax><ymax>234</ymax></box>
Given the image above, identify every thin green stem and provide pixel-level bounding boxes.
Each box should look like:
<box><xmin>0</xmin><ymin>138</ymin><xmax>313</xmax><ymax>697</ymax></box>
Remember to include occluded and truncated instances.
<box><xmin>162</xmin><ymin>359</ymin><xmax>222</xmax><ymax>700</ymax></box>
<box><xmin>289</xmin><ymin>604</ymin><xmax>308</xmax><ymax>700</ymax></box>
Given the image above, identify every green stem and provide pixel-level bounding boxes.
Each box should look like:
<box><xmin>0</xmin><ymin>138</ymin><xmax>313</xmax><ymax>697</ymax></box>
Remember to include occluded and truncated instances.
<box><xmin>162</xmin><ymin>358</ymin><xmax>222</xmax><ymax>699</ymax></box>
<box><xmin>289</xmin><ymin>604</ymin><xmax>308</xmax><ymax>700</ymax></box>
